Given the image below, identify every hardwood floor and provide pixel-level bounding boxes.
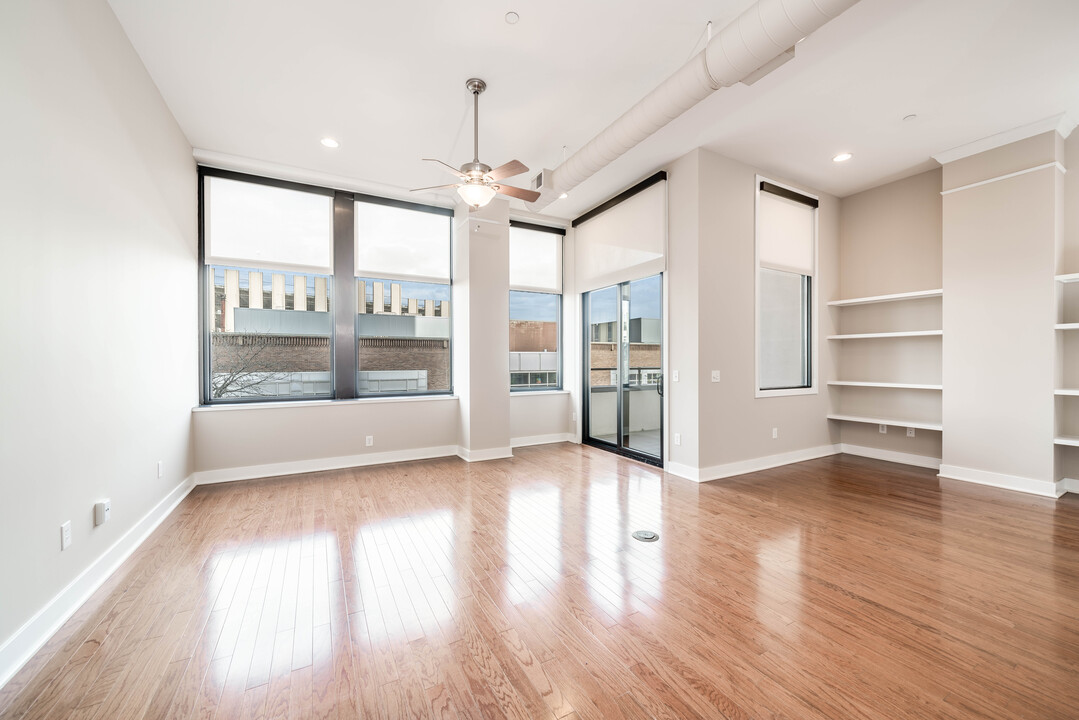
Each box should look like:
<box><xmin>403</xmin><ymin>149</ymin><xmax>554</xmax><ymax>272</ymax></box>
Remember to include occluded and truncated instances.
<box><xmin>2</xmin><ymin>444</ymin><xmax>1079</xmax><ymax>719</ymax></box>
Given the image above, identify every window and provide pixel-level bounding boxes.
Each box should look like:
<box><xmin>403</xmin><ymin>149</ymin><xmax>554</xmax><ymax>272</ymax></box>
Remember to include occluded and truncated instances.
<box><xmin>509</xmin><ymin>222</ymin><xmax>564</xmax><ymax>391</ymax></box>
<box><xmin>355</xmin><ymin>200</ymin><xmax>452</xmax><ymax>395</ymax></box>
<box><xmin>199</xmin><ymin>169</ymin><xmax>453</xmax><ymax>403</ymax></box>
<box><xmin>756</xmin><ymin>179</ymin><xmax>817</xmax><ymax>395</ymax></box>
<box><xmin>203</xmin><ymin>175</ymin><xmax>334</xmax><ymax>400</ymax></box>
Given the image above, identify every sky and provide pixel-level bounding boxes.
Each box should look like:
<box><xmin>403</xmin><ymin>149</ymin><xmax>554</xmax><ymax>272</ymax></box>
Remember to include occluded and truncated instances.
<box><xmin>588</xmin><ymin>275</ymin><xmax>661</xmax><ymax>324</ymax></box>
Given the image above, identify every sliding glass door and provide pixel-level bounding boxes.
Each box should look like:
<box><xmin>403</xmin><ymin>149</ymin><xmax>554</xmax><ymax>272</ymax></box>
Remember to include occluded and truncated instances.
<box><xmin>583</xmin><ymin>274</ymin><xmax>663</xmax><ymax>465</ymax></box>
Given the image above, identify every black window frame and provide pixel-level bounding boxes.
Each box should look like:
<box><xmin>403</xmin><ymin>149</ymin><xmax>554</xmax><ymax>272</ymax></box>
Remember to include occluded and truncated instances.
<box><xmin>198</xmin><ymin>166</ymin><xmax>454</xmax><ymax>405</ymax></box>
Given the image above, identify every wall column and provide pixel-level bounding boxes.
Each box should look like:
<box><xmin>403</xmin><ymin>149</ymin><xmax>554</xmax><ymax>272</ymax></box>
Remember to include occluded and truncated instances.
<box><xmin>939</xmin><ymin>129</ymin><xmax>1066</xmax><ymax>496</ymax></box>
<box><xmin>453</xmin><ymin>198</ymin><xmax>512</xmax><ymax>460</ymax></box>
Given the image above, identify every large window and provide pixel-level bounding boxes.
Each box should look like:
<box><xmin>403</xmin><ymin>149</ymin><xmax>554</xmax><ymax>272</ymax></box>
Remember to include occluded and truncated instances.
<box><xmin>509</xmin><ymin>222</ymin><xmax>564</xmax><ymax>391</ymax></box>
<box><xmin>355</xmin><ymin>201</ymin><xmax>452</xmax><ymax>395</ymax></box>
<box><xmin>200</xmin><ymin>169</ymin><xmax>453</xmax><ymax>403</ymax></box>
<box><xmin>756</xmin><ymin>179</ymin><xmax>817</xmax><ymax>395</ymax></box>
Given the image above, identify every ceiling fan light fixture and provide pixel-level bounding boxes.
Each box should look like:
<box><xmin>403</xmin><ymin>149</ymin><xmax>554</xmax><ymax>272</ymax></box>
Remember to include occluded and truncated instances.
<box><xmin>457</xmin><ymin>182</ymin><xmax>496</xmax><ymax>208</ymax></box>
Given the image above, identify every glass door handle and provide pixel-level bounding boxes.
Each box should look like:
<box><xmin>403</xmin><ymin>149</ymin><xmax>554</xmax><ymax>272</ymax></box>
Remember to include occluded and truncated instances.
<box><xmin>657</xmin><ymin>372</ymin><xmax>663</xmax><ymax>397</ymax></box>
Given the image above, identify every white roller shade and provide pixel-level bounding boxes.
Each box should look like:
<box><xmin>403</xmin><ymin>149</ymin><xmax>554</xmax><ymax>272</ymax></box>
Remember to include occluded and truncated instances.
<box><xmin>574</xmin><ymin>179</ymin><xmax>666</xmax><ymax>293</ymax></box>
<box><xmin>205</xmin><ymin>176</ymin><xmax>333</xmax><ymax>273</ymax></box>
<box><xmin>355</xmin><ymin>201</ymin><xmax>451</xmax><ymax>283</ymax></box>
<box><xmin>509</xmin><ymin>226</ymin><xmax>562</xmax><ymax>293</ymax></box>
<box><xmin>758</xmin><ymin>189</ymin><xmax>815</xmax><ymax>276</ymax></box>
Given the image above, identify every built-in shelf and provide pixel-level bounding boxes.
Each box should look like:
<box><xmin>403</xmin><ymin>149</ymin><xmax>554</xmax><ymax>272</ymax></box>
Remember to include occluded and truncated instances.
<box><xmin>829</xmin><ymin>381</ymin><xmax>942</xmax><ymax>390</ymax></box>
<box><xmin>827</xmin><ymin>414</ymin><xmax>943</xmax><ymax>432</ymax></box>
<box><xmin>1055</xmin><ymin>389</ymin><xmax>1079</xmax><ymax>396</ymax></box>
<box><xmin>1055</xmin><ymin>273</ymin><xmax>1079</xmax><ymax>284</ymax></box>
<box><xmin>827</xmin><ymin>289</ymin><xmax>943</xmax><ymax>307</ymax></box>
<box><xmin>827</xmin><ymin>330</ymin><xmax>943</xmax><ymax>340</ymax></box>
<box><xmin>1055</xmin><ymin>436</ymin><xmax>1079</xmax><ymax>447</ymax></box>
<box><xmin>1056</xmin><ymin>323</ymin><xmax>1079</xmax><ymax>331</ymax></box>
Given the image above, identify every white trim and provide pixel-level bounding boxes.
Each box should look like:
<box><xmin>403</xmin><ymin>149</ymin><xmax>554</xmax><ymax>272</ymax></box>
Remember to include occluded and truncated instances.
<box><xmin>456</xmin><ymin>446</ymin><xmax>514</xmax><ymax>462</ymax></box>
<box><xmin>838</xmin><ymin>443</ymin><xmax>941</xmax><ymax>470</ymax></box>
<box><xmin>827</xmin><ymin>289</ymin><xmax>943</xmax><ymax>307</ymax></box>
<box><xmin>1056</xmin><ymin>323</ymin><xmax>1079</xmax><ymax>331</ymax></box>
<box><xmin>829</xmin><ymin>381</ymin><xmax>942</xmax><ymax>390</ymax></box>
<box><xmin>1063</xmin><ymin>478</ymin><xmax>1079</xmax><ymax>495</ymax></box>
<box><xmin>510</xmin><ymin>389</ymin><xmax>571</xmax><ymax>397</ymax></box>
<box><xmin>938</xmin><ymin>464</ymin><xmax>1063</xmax><ymax>498</ymax></box>
<box><xmin>940</xmin><ymin>162</ymin><xmax>1066</xmax><ymax>196</ymax></box>
<box><xmin>1054</xmin><ymin>436</ymin><xmax>1079</xmax><ymax>447</ymax></box>
<box><xmin>1054</xmin><ymin>273</ymin><xmax>1079</xmax><ymax>284</ymax></box>
<box><xmin>674</xmin><ymin>444</ymin><xmax>841</xmax><ymax>484</ymax></box>
<box><xmin>756</xmin><ymin>387</ymin><xmax>819</xmax><ymax>398</ymax></box>
<box><xmin>0</xmin><ymin>476</ymin><xmax>196</xmax><ymax>691</ymax></box>
<box><xmin>510</xmin><ymin>433</ymin><xmax>574</xmax><ymax>448</ymax></box>
<box><xmin>192</xmin><ymin>394</ymin><xmax>458</xmax><ymax>413</ymax></box>
<box><xmin>932</xmin><ymin>113</ymin><xmax>1076</xmax><ymax>164</ymax></box>
<box><xmin>194</xmin><ymin>445</ymin><xmax>459</xmax><ymax>485</ymax></box>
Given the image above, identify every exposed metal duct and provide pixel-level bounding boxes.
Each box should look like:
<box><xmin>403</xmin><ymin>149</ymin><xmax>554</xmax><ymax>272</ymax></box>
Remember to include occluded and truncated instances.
<box><xmin>528</xmin><ymin>0</ymin><xmax>860</xmax><ymax>211</ymax></box>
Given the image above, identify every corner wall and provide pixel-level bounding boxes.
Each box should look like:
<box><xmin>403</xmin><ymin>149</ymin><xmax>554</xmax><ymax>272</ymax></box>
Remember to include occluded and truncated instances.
<box><xmin>0</xmin><ymin>0</ymin><xmax>197</xmax><ymax>680</ymax></box>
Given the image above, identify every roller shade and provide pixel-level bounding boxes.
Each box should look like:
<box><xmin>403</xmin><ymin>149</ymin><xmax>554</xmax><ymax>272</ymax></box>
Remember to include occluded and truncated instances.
<box><xmin>355</xmin><ymin>200</ymin><xmax>451</xmax><ymax>283</ymax></box>
<box><xmin>509</xmin><ymin>226</ymin><xmax>562</xmax><ymax>293</ymax></box>
<box><xmin>204</xmin><ymin>176</ymin><xmax>333</xmax><ymax>273</ymax></box>
<box><xmin>758</xmin><ymin>186</ymin><xmax>815</xmax><ymax>276</ymax></box>
<box><xmin>574</xmin><ymin>178</ymin><xmax>666</xmax><ymax>292</ymax></box>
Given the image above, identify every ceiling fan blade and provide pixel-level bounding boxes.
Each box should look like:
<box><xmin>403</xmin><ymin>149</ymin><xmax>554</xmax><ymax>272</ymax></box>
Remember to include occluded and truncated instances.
<box><xmin>410</xmin><ymin>183</ymin><xmax>460</xmax><ymax>193</ymax></box>
<box><xmin>486</xmin><ymin>160</ymin><xmax>529</xmax><ymax>181</ymax></box>
<box><xmin>422</xmin><ymin>158</ymin><xmax>466</xmax><ymax>179</ymax></box>
<box><xmin>493</xmin><ymin>184</ymin><xmax>541</xmax><ymax>202</ymax></box>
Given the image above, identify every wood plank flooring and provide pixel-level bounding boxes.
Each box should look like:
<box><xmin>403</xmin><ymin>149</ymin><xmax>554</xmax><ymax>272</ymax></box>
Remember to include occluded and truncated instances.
<box><xmin>2</xmin><ymin>444</ymin><xmax>1079</xmax><ymax>719</ymax></box>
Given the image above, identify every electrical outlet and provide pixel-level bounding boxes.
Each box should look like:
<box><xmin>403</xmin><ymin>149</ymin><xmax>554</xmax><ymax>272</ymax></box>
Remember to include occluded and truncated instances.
<box><xmin>672</xmin><ymin>370</ymin><xmax>679</xmax><ymax>382</ymax></box>
<box><xmin>95</xmin><ymin>500</ymin><xmax>111</xmax><ymax>526</ymax></box>
<box><xmin>673</xmin><ymin>433</ymin><xmax>681</xmax><ymax>446</ymax></box>
<box><xmin>772</xmin><ymin>427</ymin><xmax>778</xmax><ymax>439</ymax></box>
<box><xmin>157</xmin><ymin>460</ymin><xmax>164</xmax><ymax>479</ymax></box>
<box><xmin>711</xmin><ymin>370</ymin><xmax>721</xmax><ymax>383</ymax></box>
<box><xmin>365</xmin><ymin>435</ymin><xmax>374</xmax><ymax>447</ymax></box>
<box><xmin>907</xmin><ymin>427</ymin><xmax>916</xmax><ymax>438</ymax></box>
<box><xmin>879</xmin><ymin>424</ymin><xmax>887</xmax><ymax>434</ymax></box>
<box><xmin>61</xmin><ymin>521</ymin><xmax>72</xmax><ymax>551</ymax></box>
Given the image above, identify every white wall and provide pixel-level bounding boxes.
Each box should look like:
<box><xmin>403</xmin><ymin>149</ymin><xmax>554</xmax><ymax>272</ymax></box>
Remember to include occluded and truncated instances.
<box><xmin>0</xmin><ymin>0</ymin><xmax>196</xmax><ymax>666</ymax></box>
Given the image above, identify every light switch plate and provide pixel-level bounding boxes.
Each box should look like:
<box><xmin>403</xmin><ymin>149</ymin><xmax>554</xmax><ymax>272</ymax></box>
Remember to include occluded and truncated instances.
<box><xmin>711</xmin><ymin>370</ymin><xmax>721</xmax><ymax>383</ymax></box>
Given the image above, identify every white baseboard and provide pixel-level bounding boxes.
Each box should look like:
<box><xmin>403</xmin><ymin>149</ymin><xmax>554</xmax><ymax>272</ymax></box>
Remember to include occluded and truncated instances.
<box><xmin>668</xmin><ymin>444</ymin><xmax>841</xmax><ymax>484</ymax></box>
<box><xmin>938</xmin><ymin>464</ymin><xmax>1063</xmax><ymax>498</ymax></box>
<box><xmin>456</xmin><ymin>446</ymin><xmax>514</xmax><ymax>462</ymax></box>
<box><xmin>1063</xmin><ymin>478</ymin><xmax>1079</xmax><ymax>495</ymax></box>
<box><xmin>194</xmin><ymin>445</ymin><xmax>460</xmax><ymax>485</ymax></box>
<box><xmin>510</xmin><ymin>433</ymin><xmax>574</xmax><ymax>448</ymax></box>
<box><xmin>0</xmin><ymin>475</ymin><xmax>196</xmax><ymax>692</ymax></box>
<box><xmin>838</xmin><ymin>444</ymin><xmax>942</xmax><ymax>470</ymax></box>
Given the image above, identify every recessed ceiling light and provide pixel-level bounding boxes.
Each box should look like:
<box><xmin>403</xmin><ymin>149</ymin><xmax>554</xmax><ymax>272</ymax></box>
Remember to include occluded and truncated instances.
<box><xmin>321</xmin><ymin>137</ymin><xmax>339</xmax><ymax>148</ymax></box>
<box><xmin>505</xmin><ymin>11</ymin><xmax>519</xmax><ymax>24</ymax></box>
<box><xmin>832</xmin><ymin>152</ymin><xmax>852</xmax><ymax>163</ymax></box>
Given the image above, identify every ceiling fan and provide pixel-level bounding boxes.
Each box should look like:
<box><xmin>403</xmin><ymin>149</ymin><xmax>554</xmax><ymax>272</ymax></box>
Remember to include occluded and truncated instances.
<box><xmin>412</xmin><ymin>78</ymin><xmax>540</xmax><ymax>209</ymax></box>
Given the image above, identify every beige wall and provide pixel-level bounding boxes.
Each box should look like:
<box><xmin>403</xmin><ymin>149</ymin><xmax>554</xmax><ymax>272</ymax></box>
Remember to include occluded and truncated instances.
<box><xmin>193</xmin><ymin>397</ymin><xmax>460</xmax><ymax>474</ymax></box>
<box><xmin>835</xmin><ymin>168</ymin><xmax>943</xmax><ymax>460</ymax></box>
<box><xmin>0</xmin><ymin>0</ymin><xmax>196</xmax><ymax>649</ymax></box>
<box><xmin>941</xmin><ymin>133</ymin><xmax>1061</xmax><ymax>490</ymax></box>
<box><xmin>510</xmin><ymin>393</ymin><xmax>573</xmax><ymax>442</ymax></box>
<box><xmin>692</xmin><ymin>149</ymin><xmax>839</xmax><ymax>473</ymax></box>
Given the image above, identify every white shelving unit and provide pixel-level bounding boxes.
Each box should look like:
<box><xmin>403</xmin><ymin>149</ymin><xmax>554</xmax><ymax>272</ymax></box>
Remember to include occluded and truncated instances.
<box><xmin>829</xmin><ymin>381</ymin><xmax>942</xmax><ymax>390</ymax></box>
<box><xmin>1055</xmin><ymin>274</ymin><xmax>1078</xmax><ymax>488</ymax></box>
<box><xmin>827</xmin><ymin>288</ymin><xmax>944</xmax><ymax>435</ymax></box>
<box><xmin>827</xmin><ymin>414</ymin><xmax>943</xmax><ymax>432</ymax></box>
<box><xmin>828</xmin><ymin>330</ymin><xmax>942</xmax><ymax>340</ymax></box>
<box><xmin>827</xmin><ymin>288</ymin><xmax>943</xmax><ymax>307</ymax></box>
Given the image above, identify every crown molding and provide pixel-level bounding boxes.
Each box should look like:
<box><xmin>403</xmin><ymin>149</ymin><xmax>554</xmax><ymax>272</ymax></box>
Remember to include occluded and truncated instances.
<box><xmin>932</xmin><ymin>113</ymin><xmax>1076</xmax><ymax>165</ymax></box>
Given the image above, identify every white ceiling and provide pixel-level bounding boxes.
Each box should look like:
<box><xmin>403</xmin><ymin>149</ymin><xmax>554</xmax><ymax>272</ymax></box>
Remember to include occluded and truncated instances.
<box><xmin>107</xmin><ymin>0</ymin><xmax>1079</xmax><ymax>220</ymax></box>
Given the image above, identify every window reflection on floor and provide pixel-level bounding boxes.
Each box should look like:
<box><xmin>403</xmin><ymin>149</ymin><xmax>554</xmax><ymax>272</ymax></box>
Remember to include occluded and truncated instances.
<box><xmin>506</xmin><ymin>485</ymin><xmax>562</xmax><ymax>603</ymax></box>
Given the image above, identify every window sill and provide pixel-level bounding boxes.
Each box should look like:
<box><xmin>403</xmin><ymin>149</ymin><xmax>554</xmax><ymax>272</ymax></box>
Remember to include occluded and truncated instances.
<box><xmin>510</xmin><ymin>389</ymin><xmax>570</xmax><ymax>396</ymax></box>
<box><xmin>755</xmin><ymin>387</ymin><xmax>818</xmax><ymax>399</ymax></box>
<box><xmin>192</xmin><ymin>395</ymin><xmax>458</xmax><ymax>412</ymax></box>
